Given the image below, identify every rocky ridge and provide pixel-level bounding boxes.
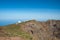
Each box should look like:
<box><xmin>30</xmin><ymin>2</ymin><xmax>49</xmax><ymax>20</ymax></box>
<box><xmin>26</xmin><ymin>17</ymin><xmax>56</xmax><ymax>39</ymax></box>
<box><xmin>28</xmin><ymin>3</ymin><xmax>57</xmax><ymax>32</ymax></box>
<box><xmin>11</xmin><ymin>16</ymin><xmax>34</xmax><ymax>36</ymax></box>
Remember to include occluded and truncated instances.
<box><xmin>0</xmin><ymin>20</ymin><xmax>60</xmax><ymax>40</ymax></box>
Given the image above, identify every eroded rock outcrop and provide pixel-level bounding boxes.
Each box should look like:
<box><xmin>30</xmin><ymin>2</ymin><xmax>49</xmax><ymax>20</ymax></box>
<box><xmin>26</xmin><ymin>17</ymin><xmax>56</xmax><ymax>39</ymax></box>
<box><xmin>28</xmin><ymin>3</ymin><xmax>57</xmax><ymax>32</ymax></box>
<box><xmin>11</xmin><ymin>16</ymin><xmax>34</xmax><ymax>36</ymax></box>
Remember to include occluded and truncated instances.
<box><xmin>21</xmin><ymin>20</ymin><xmax>60</xmax><ymax>40</ymax></box>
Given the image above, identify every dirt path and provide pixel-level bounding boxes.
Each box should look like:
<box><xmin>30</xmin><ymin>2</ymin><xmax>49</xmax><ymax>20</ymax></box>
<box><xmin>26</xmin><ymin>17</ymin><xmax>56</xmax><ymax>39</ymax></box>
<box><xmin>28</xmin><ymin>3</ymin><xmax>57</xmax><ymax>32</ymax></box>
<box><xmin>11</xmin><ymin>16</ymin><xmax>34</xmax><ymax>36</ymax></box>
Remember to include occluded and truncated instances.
<box><xmin>0</xmin><ymin>37</ymin><xmax>25</xmax><ymax>40</ymax></box>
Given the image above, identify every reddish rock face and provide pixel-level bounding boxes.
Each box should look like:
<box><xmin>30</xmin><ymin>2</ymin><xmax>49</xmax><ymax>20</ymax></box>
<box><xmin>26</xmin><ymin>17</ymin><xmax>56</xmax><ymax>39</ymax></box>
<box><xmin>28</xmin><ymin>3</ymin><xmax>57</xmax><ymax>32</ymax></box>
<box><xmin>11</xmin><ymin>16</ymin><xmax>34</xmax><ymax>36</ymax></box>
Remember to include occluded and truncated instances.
<box><xmin>21</xmin><ymin>20</ymin><xmax>60</xmax><ymax>40</ymax></box>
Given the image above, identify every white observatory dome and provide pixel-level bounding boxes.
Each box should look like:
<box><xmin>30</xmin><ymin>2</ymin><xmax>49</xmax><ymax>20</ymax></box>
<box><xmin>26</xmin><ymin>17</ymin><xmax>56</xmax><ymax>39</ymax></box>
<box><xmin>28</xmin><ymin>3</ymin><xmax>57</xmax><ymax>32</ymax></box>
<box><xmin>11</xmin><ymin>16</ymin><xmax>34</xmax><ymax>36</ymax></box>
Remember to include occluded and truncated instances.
<box><xmin>17</xmin><ymin>21</ymin><xmax>21</xmax><ymax>23</ymax></box>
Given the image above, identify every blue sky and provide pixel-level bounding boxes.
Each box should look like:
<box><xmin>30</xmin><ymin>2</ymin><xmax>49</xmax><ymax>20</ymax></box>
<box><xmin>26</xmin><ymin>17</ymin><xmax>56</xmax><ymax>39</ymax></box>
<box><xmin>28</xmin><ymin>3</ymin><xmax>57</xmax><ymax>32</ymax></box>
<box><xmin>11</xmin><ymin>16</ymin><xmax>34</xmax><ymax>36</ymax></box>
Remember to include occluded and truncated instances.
<box><xmin>0</xmin><ymin>0</ymin><xmax>60</xmax><ymax>21</ymax></box>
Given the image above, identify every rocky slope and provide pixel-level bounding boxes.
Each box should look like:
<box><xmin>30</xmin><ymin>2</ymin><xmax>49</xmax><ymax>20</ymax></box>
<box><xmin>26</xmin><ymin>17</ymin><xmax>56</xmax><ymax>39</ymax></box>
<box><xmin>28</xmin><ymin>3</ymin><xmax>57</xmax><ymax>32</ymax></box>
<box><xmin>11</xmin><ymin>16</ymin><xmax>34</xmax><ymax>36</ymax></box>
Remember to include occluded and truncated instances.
<box><xmin>0</xmin><ymin>20</ymin><xmax>60</xmax><ymax>40</ymax></box>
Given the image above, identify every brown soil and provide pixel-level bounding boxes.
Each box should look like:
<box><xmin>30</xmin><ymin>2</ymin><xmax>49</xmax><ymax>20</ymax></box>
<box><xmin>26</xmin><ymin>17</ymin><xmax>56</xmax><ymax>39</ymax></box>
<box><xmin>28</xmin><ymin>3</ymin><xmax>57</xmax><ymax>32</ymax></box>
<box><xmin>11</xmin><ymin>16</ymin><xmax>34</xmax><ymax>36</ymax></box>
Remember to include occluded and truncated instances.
<box><xmin>0</xmin><ymin>37</ymin><xmax>25</xmax><ymax>40</ymax></box>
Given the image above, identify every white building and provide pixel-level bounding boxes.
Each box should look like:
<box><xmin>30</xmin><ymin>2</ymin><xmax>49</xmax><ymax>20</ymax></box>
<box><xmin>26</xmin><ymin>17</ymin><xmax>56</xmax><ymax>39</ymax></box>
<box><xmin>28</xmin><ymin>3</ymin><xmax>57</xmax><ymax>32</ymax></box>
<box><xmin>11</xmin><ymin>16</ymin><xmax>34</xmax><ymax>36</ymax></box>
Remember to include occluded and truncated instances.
<box><xmin>16</xmin><ymin>20</ymin><xmax>22</xmax><ymax>25</ymax></box>
<box><xmin>18</xmin><ymin>21</ymin><xmax>21</xmax><ymax>23</ymax></box>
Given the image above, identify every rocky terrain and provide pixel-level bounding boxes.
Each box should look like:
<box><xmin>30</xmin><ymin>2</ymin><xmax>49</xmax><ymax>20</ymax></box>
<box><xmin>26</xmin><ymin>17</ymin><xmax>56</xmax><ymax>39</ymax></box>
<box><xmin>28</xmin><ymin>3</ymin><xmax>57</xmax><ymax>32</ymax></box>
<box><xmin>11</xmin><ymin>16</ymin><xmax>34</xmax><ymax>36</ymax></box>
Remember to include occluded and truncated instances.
<box><xmin>0</xmin><ymin>20</ymin><xmax>60</xmax><ymax>40</ymax></box>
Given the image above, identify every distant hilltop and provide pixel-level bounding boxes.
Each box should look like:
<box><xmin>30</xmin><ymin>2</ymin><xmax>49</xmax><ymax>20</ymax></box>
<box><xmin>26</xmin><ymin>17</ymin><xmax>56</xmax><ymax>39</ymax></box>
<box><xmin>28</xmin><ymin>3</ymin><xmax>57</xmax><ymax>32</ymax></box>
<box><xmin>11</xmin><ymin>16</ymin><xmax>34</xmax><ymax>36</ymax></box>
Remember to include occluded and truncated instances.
<box><xmin>0</xmin><ymin>20</ymin><xmax>60</xmax><ymax>40</ymax></box>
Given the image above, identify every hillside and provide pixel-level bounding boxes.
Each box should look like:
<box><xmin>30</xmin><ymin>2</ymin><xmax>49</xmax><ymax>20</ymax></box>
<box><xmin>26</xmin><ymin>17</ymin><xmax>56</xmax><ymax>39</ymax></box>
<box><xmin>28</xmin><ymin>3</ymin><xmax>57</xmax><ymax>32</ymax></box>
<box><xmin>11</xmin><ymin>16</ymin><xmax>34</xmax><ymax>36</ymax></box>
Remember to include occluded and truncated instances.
<box><xmin>0</xmin><ymin>20</ymin><xmax>60</xmax><ymax>40</ymax></box>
